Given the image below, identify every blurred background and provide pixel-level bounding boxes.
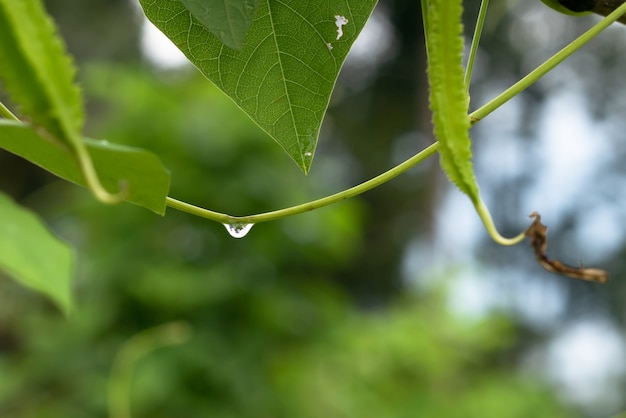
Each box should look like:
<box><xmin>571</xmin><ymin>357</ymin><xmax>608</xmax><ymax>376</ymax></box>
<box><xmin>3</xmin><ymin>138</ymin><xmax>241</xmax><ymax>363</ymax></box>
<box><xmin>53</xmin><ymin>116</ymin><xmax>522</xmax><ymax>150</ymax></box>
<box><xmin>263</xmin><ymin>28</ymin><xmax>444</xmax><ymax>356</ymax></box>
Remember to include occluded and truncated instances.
<box><xmin>1</xmin><ymin>0</ymin><xmax>625</xmax><ymax>416</ymax></box>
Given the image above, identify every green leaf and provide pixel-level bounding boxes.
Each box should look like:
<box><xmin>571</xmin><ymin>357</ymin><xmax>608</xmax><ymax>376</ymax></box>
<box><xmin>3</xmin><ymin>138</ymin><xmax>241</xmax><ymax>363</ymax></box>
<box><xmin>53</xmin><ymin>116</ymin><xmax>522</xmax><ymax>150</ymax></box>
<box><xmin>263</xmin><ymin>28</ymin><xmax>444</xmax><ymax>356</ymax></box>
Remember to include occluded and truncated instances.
<box><xmin>0</xmin><ymin>0</ymin><xmax>83</xmax><ymax>143</ymax></box>
<box><xmin>179</xmin><ymin>0</ymin><xmax>259</xmax><ymax>50</ymax></box>
<box><xmin>139</xmin><ymin>0</ymin><xmax>378</xmax><ymax>173</ymax></box>
<box><xmin>0</xmin><ymin>191</ymin><xmax>73</xmax><ymax>315</ymax></box>
<box><xmin>540</xmin><ymin>0</ymin><xmax>593</xmax><ymax>15</ymax></box>
<box><xmin>0</xmin><ymin>0</ymin><xmax>127</xmax><ymax>203</ymax></box>
<box><xmin>0</xmin><ymin>120</ymin><xmax>171</xmax><ymax>215</ymax></box>
<box><xmin>425</xmin><ymin>0</ymin><xmax>479</xmax><ymax>204</ymax></box>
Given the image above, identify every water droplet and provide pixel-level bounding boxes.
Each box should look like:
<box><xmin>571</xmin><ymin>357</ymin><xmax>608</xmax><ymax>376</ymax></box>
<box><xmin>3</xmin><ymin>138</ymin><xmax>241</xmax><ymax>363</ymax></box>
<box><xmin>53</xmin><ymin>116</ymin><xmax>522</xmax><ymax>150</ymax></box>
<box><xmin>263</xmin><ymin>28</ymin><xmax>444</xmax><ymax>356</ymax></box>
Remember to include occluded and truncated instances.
<box><xmin>299</xmin><ymin>131</ymin><xmax>316</xmax><ymax>164</ymax></box>
<box><xmin>223</xmin><ymin>223</ymin><xmax>254</xmax><ymax>238</ymax></box>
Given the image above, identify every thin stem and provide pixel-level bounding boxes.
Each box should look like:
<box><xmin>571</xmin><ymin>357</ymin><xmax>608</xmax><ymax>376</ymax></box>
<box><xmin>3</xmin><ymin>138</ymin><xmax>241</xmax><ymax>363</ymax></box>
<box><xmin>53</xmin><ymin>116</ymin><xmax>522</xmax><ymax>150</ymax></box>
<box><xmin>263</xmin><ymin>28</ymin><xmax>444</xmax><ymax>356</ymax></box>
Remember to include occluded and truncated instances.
<box><xmin>465</xmin><ymin>0</ymin><xmax>490</xmax><ymax>93</ymax></box>
<box><xmin>73</xmin><ymin>140</ymin><xmax>129</xmax><ymax>204</ymax></box>
<box><xmin>166</xmin><ymin>142</ymin><xmax>440</xmax><ymax>224</ymax></box>
<box><xmin>0</xmin><ymin>101</ymin><xmax>127</xmax><ymax>203</ymax></box>
<box><xmin>469</xmin><ymin>1</ymin><xmax>626</xmax><ymax>123</ymax></box>
<box><xmin>421</xmin><ymin>0</ymin><xmax>429</xmax><ymax>50</ymax></box>
<box><xmin>0</xmin><ymin>100</ymin><xmax>19</xmax><ymax>121</ymax></box>
<box><xmin>474</xmin><ymin>199</ymin><xmax>526</xmax><ymax>246</ymax></box>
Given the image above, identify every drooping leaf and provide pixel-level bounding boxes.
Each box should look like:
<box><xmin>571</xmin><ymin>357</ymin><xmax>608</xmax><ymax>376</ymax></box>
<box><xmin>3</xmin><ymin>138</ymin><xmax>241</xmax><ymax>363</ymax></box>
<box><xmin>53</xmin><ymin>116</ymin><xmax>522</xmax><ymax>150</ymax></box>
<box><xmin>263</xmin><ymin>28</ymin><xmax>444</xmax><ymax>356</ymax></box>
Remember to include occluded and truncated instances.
<box><xmin>179</xmin><ymin>0</ymin><xmax>259</xmax><ymax>50</ymax></box>
<box><xmin>139</xmin><ymin>0</ymin><xmax>378</xmax><ymax>173</ymax></box>
<box><xmin>540</xmin><ymin>0</ymin><xmax>626</xmax><ymax>25</ymax></box>
<box><xmin>0</xmin><ymin>191</ymin><xmax>73</xmax><ymax>315</ymax></box>
<box><xmin>425</xmin><ymin>0</ymin><xmax>480</xmax><ymax>204</ymax></box>
<box><xmin>540</xmin><ymin>0</ymin><xmax>593</xmax><ymax>15</ymax></box>
<box><xmin>0</xmin><ymin>0</ymin><xmax>83</xmax><ymax>143</ymax></box>
<box><xmin>0</xmin><ymin>120</ymin><xmax>171</xmax><ymax>214</ymax></box>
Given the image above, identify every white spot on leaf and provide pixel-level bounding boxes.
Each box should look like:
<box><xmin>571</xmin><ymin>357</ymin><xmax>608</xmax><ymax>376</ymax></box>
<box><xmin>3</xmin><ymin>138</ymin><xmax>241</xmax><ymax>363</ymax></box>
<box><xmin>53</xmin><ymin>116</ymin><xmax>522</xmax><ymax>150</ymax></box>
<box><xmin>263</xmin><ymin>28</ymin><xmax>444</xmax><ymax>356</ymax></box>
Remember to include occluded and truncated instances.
<box><xmin>326</xmin><ymin>42</ymin><xmax>333</xmax><ymax>50</ymax></box>
<box><xmin>334</xmin><ymin>15</ymin><xmax>348</xmax><ymax>40</ymax></box>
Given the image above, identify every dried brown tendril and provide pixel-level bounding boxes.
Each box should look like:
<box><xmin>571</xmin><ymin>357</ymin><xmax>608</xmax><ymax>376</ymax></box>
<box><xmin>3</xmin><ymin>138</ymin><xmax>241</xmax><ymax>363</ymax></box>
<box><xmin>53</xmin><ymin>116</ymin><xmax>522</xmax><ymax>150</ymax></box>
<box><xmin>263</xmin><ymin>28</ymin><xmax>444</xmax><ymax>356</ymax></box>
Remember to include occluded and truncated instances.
<box><xmin>525</xmin><ymin>212</ymin><xmax>609</xmax><ymax>283</ymax></box>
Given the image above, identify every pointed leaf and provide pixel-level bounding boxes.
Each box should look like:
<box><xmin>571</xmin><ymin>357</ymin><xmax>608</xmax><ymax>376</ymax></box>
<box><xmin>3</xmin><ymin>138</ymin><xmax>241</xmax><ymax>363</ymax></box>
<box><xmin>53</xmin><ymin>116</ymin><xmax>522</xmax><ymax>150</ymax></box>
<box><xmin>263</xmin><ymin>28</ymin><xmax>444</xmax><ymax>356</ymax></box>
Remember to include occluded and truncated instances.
<box><xmin>425</xmin><ymin>0</ymin><xmax>480</xmax><ymax>204</ymax></box>
<box><xmin>0</xmin><ymin>0</ymin><xmax>83</xmax><ymax>144</ymax></box>
<box><xmin>0</xmin><ymin>121</ymin><xmax>171</xmax><ymax>214</ymax></box>
<box><xmin>179</xmin><ymin>0</ymin><xmax>259</xmax><ymax>50</ymax></box>
<box><xmin>139</xmin><ymin>0</ymin><xmax>378</xmax><ymax>173</ymax></box>
<box><xmin>0</xmin><ymin>191</ymin><xmax>73</xmax><ymax>315</ymax></box>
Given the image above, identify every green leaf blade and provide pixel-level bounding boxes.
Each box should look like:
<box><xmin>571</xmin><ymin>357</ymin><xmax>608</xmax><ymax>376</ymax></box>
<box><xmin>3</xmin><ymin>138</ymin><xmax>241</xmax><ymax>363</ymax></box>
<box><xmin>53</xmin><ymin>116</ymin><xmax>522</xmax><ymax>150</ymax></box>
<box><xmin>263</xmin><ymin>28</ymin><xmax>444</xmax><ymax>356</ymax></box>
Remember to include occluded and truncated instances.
<box><xmin>139</xmin><ymin>0</ymin><xmax>377</xmax><ymax>173</ymax></box>
<box><xmin>0</xmin><ymin>0</ymin><xmax>83</xmax><ymax>143</ymax></box>
<box><xmin>426</xmin><ymin>0</ymin><xmax>479</xmax><ymax>203</ymax></box>
<box><xmin>179</xmin><ymin>0</ymin><xmax>259</xmax><ymax>50</ymax></box>
<box><xmin>0</xmin><ymin>191</ymin><xmax>73</xmax><ymax>315</ymax></box>
<box><xmin>0</xmin><ymin>121</ymin><xmax>171</xmax><ymax>215</ymax></box>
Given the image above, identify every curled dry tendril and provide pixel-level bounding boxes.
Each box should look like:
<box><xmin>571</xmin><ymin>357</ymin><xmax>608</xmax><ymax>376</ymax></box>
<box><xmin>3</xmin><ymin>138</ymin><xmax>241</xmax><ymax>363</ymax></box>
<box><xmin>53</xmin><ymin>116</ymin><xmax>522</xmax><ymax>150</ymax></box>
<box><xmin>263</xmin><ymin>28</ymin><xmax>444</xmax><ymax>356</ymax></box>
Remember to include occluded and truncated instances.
<box><xmin>525</xmin><ymin>212</ymin><xmax>609</xmax><ymax>283</ymax></box>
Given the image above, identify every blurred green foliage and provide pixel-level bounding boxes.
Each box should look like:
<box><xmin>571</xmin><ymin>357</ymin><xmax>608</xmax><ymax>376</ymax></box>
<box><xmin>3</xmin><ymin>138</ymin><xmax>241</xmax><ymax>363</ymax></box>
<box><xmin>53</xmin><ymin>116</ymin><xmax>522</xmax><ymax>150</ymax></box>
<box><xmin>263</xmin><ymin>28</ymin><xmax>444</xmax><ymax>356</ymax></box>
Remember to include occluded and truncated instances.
<box><xmin>0</xmin><ymin>65</ymin><xmax>575</xmax><ymax>417</ymax></box>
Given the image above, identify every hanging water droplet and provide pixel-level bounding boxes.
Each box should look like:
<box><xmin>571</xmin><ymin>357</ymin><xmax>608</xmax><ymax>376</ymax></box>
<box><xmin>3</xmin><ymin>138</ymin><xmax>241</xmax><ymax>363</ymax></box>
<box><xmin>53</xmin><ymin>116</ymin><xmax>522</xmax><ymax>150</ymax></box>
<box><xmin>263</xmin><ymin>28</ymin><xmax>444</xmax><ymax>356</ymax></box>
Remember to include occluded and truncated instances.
<box><xmin>299</xmin><ymin>131</ymin><xmax>316</xmax><ymax>167</ymax></box>
<box><xmin>223</xmin><ymin>223</ymin><xmax>254</xmax><ymax>238</ymax></box>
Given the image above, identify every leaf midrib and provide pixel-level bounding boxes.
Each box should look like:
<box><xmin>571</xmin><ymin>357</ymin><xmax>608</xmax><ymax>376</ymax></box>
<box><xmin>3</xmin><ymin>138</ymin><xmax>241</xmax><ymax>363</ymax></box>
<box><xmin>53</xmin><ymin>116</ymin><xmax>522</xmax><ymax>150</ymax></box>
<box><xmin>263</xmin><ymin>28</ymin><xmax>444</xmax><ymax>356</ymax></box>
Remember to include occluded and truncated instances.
<box><xmin>266</xmin><ymin>0</ymin><xmax>302</xmax><ymax>168</ymax></box>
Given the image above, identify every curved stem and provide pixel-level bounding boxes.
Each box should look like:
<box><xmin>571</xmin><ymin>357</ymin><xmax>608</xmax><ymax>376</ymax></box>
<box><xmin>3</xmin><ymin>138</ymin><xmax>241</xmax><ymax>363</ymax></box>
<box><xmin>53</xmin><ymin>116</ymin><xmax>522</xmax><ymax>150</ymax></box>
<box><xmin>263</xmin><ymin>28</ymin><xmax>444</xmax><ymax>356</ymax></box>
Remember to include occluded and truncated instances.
<box><xmin>166</xmin><ymin>142</ymin><xmax>440</xmax><ymax>224</ymax></box>
<box><xmin>474</xmin><ymin>199</ymin><xmax>525</xmax><ymax>246</ymax></box>
<box><xmin>1</xmin><ymin>101</ymin><xmax>127</xmax><ymax>203</ymax></box>
<box><xmin>73</xmin><ymin>140</ymin><xmax>129</xmax><ymax>204</ymax></box>
<box><xmin>469</xmin><ymin>2</ymin><xmax>626</xmax><ymax>123</ymax></box>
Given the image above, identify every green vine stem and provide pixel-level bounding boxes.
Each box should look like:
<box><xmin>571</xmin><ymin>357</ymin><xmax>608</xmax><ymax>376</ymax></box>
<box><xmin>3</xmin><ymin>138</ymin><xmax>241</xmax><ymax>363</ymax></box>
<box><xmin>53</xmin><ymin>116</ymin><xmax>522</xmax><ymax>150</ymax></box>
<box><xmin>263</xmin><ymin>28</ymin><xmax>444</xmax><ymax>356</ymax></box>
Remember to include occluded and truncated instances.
<box><xmin>0</xmin><ymin>100</ymin><xmax>128</xmax><ymax>204</ymax></box>
<box><xmin>73</xmin><ymin>140</ymin><xmax>129</xmax><ymax>204</ymax></box>
<box><xmin>420</xmin><ymin>0</ymin><xmax>430</xmax><ymax>48</ymax></box>
<box><xmin>474</xmin><ymin>200</ymin><xmax>526</xmax><ymax>245</ymax></box>
<box><xmin>166</xmin><ymin>142</ymin><xmax>440</xmax><ymax>224</ymax></box>
<box><xmin>465</xmin><ymin>0</ymin><xmax>490</xmax><ymax>93</ymax></box>
<box><xmin>470</xmin><ymin>1</ymin><xmax>626</xmax><ymax>123</ymax></box>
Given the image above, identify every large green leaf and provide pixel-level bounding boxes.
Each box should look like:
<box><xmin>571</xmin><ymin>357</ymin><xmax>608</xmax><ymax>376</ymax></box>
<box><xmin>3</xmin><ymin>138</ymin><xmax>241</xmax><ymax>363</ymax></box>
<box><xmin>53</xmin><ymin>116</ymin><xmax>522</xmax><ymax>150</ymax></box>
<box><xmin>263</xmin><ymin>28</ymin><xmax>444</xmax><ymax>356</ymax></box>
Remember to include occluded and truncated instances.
<box><xmin>0</xmin><ymin>121</ymin><xmax>171</xmax><ymax>214</ymax></box>
<box><xmin>0</xmin><ymin>191</ymin><xmax>73</xmax><ymax>315</ymax></box>
<box><xmin>179</xmin><ymin>0</ymin><xmax>260</xmax><ymax>50</ymax></box>
<box><xmin>425</xmin><ymin>0</ymin><xmax>479</xmax><ymax>204</ymax></box>
<box><xmin>139</xmin><ymin>0</ymin><xmax>378</xmax><ymax>173</ymax></box>
<box><xmin>0</xmin><ymin>0</ymin><xmax>83</xmax><ymax>144</ymax></box>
